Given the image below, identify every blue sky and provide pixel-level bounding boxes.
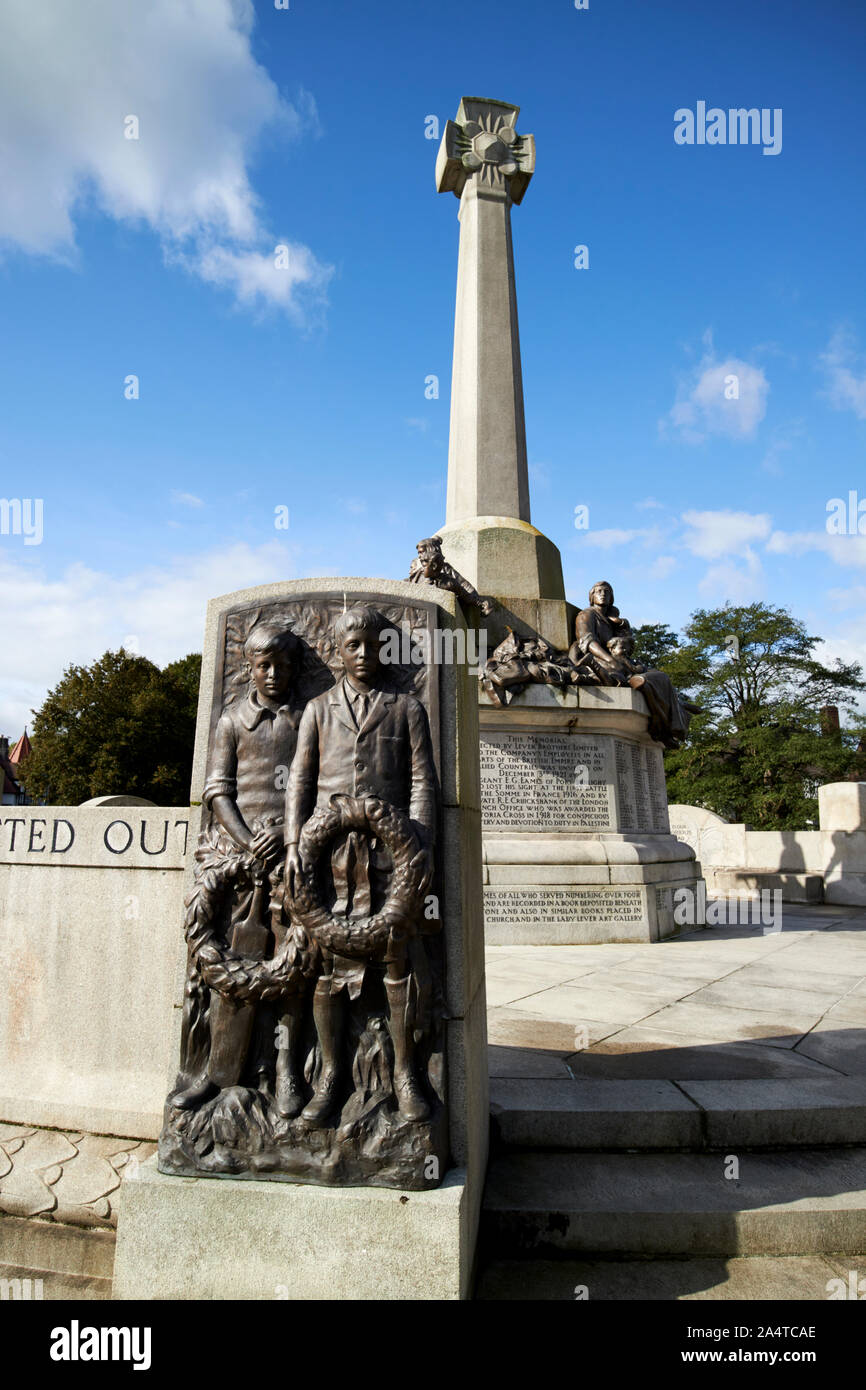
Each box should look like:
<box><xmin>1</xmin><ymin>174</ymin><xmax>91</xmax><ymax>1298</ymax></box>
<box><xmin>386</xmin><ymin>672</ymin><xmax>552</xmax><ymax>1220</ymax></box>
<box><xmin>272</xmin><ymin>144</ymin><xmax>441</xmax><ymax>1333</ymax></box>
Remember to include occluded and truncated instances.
<box><xmin>1</xmin><ymin>0</ymin><xmax>865</xmax><ymax>734</ymax></box>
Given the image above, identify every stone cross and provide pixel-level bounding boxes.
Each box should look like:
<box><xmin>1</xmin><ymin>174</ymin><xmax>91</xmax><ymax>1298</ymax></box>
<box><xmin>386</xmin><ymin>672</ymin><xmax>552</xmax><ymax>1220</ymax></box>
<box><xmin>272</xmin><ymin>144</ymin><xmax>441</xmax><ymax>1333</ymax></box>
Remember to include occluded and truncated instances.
<box><xmin>436</xmin><ymin>98</ymin><xmax>535</xmax><ymax>525</ymax></box>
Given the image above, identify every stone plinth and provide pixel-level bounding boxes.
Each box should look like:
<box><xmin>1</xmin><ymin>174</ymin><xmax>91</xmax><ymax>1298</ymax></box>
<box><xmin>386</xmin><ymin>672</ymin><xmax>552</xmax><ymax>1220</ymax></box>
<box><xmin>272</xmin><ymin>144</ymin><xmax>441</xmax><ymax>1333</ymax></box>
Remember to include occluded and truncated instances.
<box><xmin>114</xmin><ymin>1155</ymin><xmax>472</xmax><ymax>1300</ymax></box>
<box><xmin>112</xmin><ymin>578</ymin><xmax>487</xmax><ymax>1299</ymax></box>
<box><xmin>480</xmin><ymin>685</ymin><xmax>704</xmax><ymax>944</ymax></box>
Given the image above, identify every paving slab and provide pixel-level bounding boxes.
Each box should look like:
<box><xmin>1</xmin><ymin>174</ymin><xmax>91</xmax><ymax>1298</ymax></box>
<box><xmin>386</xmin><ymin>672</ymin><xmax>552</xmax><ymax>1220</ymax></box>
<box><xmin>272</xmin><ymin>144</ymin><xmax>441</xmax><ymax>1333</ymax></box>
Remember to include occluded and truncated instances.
<box><xmin>487</xmin><ymin>1009</ymin><xmax>618</xmax><ymax>1053</ymax></box>
<box><xmin>488</xmin><ymin>1046</ymin><xmax>573</xmax><ymax>1081</ymax></box>
<box><xmin>823</xmin><ymin>997</ymin><xmax>866</xmax><ymax>1026</ymax></box>
<box><xmin>726</xmin><ymin>965</ymin><xmax>865</xmax><ymax>995</ymax></box>
<box><xmin>511</xmin><ymin>984</ymin><xmax>664</xmax><ymax>1028</ymax></box>
<box><xmin>566</xmin><ymin>1028</ymin><xmax>839</xmax><ymax>1081</ymax></box>
<box><xmin>794</xmin><ymin>1023</ymin><xmax>866</xmax><ymax>1075</ymax></box>
<box><xmin>487</xmin><ymin>907</ymin><xmax>866</xmax><ymax>1082</ymax></box>
<box><xmin>485</xmin><ymin>958</ymin><xmax>599</xmax><ymax>987</ymax></box>
<box><xmin>599</xmin><ymin>955</ymin><xmax>734</xmax><ymax>981</ymax></box>
<box><xmin>573</xmin><ymin>968</ymin><xmax>716</xmax><ymax>1000</ymax></box>
<box><xmin>686</xmin><ymin>980</ymin><xmax>844</xmax><ymax>1016</ymax></box>
<box><xmin>633</xmin><ymin>1001</ymin><xmax>818</xmax><ymax>1047</ymax></box>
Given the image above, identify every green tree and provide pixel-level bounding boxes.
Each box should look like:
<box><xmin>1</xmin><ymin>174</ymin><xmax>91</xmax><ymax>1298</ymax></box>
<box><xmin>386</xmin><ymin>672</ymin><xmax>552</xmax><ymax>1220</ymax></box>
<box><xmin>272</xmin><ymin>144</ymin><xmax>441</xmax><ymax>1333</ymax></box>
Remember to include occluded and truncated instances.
<box><xmin>630</xmin><ymin>622</ymin><xmax>681</xmax><ymax>673</ymax></box>
<box><xmin>20</xmin><ymin>649</ymin><xmax>202</xmax><ymax>805</ymax></box>
<box><xmin>656</xmin><ymin>603</ymin><xmax>866</xmax><ymax>829</ymax></box>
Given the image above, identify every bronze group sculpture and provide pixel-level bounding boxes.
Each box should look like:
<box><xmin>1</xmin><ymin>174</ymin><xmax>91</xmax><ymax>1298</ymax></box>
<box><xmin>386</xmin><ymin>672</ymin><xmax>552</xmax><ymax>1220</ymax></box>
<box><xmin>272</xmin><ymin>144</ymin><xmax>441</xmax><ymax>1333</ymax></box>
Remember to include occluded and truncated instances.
<box><xmin>481</xmin><ymin>579</ymin><xmax>698</xmax><ymax>748</ymax></box>
<box><xmin>159</xmin><ymin>599</ymin><xmax>447</xmax><ymax>1189</ymax></box>
<box><xmin>571</xmin><ymin>581</ymin><xmax>699</xmax><ymax>747</ymax></box>
<box><xmin>480</xmin><ymin>627</ymin><xmax>582</xmax><ymax>705</ymax></box>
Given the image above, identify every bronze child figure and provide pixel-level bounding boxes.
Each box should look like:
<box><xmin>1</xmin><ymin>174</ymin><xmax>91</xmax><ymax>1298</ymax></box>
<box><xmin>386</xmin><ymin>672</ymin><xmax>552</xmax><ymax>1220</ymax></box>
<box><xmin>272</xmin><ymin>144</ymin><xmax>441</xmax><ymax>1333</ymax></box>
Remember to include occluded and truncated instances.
<box><xmin>285</xmin><ymin>604</ymin><xmax>438</xmax><ymax>1126</ymax></box>
<box><xmin>173</xmin><ymin>622</ymin><xmax>307</xmax><ymax>1118</ymax></box>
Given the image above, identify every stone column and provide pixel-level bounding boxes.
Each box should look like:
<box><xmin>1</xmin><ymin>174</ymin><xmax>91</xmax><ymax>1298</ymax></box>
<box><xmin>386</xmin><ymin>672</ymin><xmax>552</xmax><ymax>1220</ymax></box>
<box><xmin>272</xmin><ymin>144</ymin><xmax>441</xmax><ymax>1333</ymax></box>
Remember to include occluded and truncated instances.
<box><xmin>436</xmin><ymin>98</ymin><xmax>567</xmax><ymax>645</ymax></box>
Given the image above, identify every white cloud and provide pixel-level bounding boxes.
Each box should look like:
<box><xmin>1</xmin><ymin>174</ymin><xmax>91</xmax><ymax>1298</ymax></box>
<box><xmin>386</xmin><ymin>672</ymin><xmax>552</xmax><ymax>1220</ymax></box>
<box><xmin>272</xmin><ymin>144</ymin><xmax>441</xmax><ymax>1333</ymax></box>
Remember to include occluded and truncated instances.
<box><xmin>767</xmin><ymin>529</ymin><xmax>866</xmax><ymax>567</ymax></box>
<box><xmin>0</xmin><ymin>540</ymin><xmax>298</xmax><ymax>734</ymax></box>
<box><xmin>0</xmin><ymin>0</ymin><xmax>332</xmax><ymax>317</ymax></box>
<box><xmin>677</xmin><ymin>510</ymin><xmax>771</xmax><ymax>603</ymax></box>
<box><xmin>190</xmin><ymin>242</ymin><xmax>332</xmax><ymax>320</ymax></box>
<box><xmin>664</xmin><ymin>340</ymin><xmax>769</xmax><ymax>442</ymax></box>
<box><xmin>697</xmin><ymin>552</ymin><xmax>764</xmax><ymax>603</ymax></box>
<box><xmin>582</xmin><ymin>528</ymin><xmax>645</xmax><ymax>549</ymax></box>
<box><xmin>170</xmin><ymin>491</ymin><xmax>204</xmax><ymax>508</ymax></box>
<box><xmin>816</xmin><ymin>630</ymin><xmax>866</xmax><ymax>711</ymax></box>
<box><xmin>827</xmin><ymin>583</ymin><xmax>866</xmax><ymax>610</ymax></box>
<box><xmin>636</xmin><ymin>497</ymin><xmax>664</xmax><ymax>511</ymax></box>
<box><xmin>405</xmin><ymin>418</ymin><xmax>431</xmax><ymax>434</ymax></box>
<box><xmin>580</xmin><ymin>526</ymin><xmax>664</xmax><ymax>551</ymax></box>
<box><xmin>680</xmin><ymin>509</ymin><xmax>772</xmax><ymax>559</ymax></box>
<box><xmin>819</xmin><ymin>327</ymin><xmax>866</xmax><ymax>420</ymax></box>
<box><xmin>649</xmin><ymin>555</ymin><xmax>677</xmax><ymax>580</ymax></box>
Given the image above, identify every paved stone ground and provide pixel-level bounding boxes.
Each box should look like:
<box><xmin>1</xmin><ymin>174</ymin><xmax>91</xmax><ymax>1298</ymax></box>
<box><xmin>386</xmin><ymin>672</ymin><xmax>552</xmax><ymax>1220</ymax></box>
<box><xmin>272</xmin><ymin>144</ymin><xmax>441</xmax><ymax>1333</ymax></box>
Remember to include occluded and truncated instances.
<box><xmin>486</xmin><ymin>904</ymin><xmax>866</xmax><ymax>1081</ymax></box>
<box><xmin>480</xmin><ymin>904</ymin><xmax>866</xmax><ymax>1300</ymax></box>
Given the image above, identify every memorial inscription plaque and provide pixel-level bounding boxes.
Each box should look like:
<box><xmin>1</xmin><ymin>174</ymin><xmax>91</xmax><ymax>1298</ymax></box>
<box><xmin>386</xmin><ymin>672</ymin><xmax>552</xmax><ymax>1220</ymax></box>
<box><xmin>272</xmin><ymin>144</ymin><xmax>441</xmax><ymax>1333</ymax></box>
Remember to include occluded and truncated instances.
<box><xmin>480</xmin><ymin>730</ymin><xmax>613</xmax><ymax>831</ymax></box>
<box><xmin>485</xmin><ymin>886</ymin><xmax>645</xmax><ymax>931</ymax></box>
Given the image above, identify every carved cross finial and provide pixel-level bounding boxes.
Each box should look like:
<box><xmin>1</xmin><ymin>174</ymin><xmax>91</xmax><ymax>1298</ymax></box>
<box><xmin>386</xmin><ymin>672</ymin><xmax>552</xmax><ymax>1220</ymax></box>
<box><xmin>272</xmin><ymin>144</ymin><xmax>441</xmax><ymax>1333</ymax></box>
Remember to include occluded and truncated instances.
<box><xmin>436</xmin><ymin>97</ymin><xmax>535</xmax><ymax>203</ymax></box>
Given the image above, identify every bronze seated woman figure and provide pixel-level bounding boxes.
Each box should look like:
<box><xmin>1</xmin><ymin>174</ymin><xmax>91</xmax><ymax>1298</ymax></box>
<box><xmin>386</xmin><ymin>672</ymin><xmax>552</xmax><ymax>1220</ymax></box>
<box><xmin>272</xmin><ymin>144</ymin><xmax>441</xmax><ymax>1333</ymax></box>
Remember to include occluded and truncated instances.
<box><xmin>570</xmin><ymin>581</ymin><xmax>699</xmax><ymax>748</ymax></box>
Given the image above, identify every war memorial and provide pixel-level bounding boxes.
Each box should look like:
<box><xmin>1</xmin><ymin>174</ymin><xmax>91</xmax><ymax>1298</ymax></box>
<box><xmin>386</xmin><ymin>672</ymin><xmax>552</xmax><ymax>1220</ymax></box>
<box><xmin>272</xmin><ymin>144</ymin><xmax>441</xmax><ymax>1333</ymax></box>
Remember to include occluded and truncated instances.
<box><xmin>2</xmin><ymin>95</ymin><xmax>866</xmax><ymax>1309</ymax></box>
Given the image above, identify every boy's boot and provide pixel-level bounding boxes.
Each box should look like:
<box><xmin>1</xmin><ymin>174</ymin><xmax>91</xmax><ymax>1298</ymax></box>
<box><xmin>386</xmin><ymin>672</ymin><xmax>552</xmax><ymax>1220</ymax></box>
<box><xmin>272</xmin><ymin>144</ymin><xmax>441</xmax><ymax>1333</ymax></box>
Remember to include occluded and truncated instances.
<box><xmin>173</xmin><ymin>995</ymin><xmax>255</xmax><ymax>1110</ymax></box>
<box><xmin>176</xmin><ymin>873</ymin><xmax>268</xmax><ymax>1111</ymax></box>
<box><xmin>301</xmin><ymin>980</ymin><xmax>342</xmax><ymax>1125</ymax></box>
<box><xmin>385</xmin><ymin>974</ymin><xmax>429</xmax><ymax>1122</ymax></box>
<box><xmin>275</xmin><ymin>992</ymin><xmax>306</xmax><ymax>1118</ymax></box>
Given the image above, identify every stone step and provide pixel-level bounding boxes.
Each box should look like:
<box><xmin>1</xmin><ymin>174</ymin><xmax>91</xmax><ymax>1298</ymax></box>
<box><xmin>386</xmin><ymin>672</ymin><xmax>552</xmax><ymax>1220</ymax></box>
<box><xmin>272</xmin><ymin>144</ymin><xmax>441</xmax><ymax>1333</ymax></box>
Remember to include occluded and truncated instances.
<box><xmin>0</xmin><ymin>1261</ymin><xmax>112</xmax><ymax>1300</ymax></box>
<box><xmin>476</xmin><ymin>1252</ymin><xmax>866</xmax><ymax>1300</ymax></box>
<box><xmin>481</xmin><ymin>1148</ymin><xmax>866</xmax><ymax>1257</ymax></box>
<box><xmin>490</xmin><ymin>1077</ymin><xmax>866</xmax><ymax>1151</ymax></box>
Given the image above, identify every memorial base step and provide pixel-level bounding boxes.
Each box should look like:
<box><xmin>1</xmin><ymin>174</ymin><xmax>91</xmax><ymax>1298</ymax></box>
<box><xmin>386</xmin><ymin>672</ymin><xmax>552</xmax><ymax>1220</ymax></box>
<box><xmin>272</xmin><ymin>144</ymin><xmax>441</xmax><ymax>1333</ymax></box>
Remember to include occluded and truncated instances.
<box><xmin>476</xmin><ymin>1252</ymin><xmax>866</xmax><ymax>1300</ymax></box>
<box><xmin>480</xmin><ymin>1148</ymin><xmax>866</xmax><ymax>1257</ymax></box>
<box><xmin>489</xmin><ymin>1078</ymin><xmax>866</xmax><ymax>1151</ymax></box>
<box><xmin>0</xmin><ymin>1215</ymin><xmax>115</xmax><ymax>1300</ymax></box>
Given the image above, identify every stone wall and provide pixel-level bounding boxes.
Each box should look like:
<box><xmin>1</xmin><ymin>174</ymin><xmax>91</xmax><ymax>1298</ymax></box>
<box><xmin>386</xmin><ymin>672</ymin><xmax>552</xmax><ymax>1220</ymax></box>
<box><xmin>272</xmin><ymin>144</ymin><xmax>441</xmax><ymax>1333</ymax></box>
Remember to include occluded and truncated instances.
<box><xmin>670</xmin><ymin>782</ymin><xmax>866</xmax><ymax>905</ymax></box>
<box><xmin>0</xmin><ymin>806</ymin><xmax>190</xmax><ymax>1141</ymax></box>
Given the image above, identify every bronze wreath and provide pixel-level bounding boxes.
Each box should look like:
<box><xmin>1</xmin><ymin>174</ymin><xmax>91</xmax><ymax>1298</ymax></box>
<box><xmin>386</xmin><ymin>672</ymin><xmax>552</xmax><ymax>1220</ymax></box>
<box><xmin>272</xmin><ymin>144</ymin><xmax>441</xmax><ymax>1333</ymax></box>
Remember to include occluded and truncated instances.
<box><xmin>286</xmin><ymin>794</ymin><xmax>433</xmax><ymax>960</ymax></box>
<box><xmin>184</xmin><ymin>833</ymin><xmax>317</xmax><ymax>1005</ymax></box>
